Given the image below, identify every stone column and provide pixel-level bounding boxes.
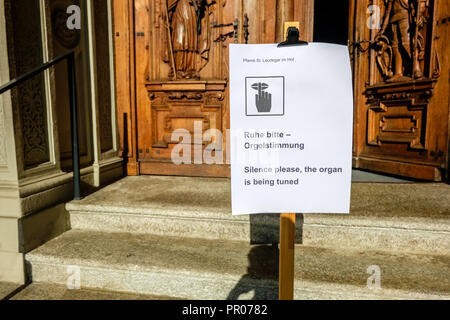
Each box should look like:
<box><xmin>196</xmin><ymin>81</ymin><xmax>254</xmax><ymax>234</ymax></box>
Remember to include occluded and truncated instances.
<box><xmin>0</xmin><ymin>0</ymin><xmax>123</xmax><ymax>283</ymax></box>
<box><xmin>0</xmin><ymin>0</ymin><xmax>25</xmax><ymax>284</ymax></box>
<box><xmin>87</xmin><ymin>0</ymin><xmax>123</xmax><ymax>187</ymax></box>
<box><xmin>0</xmin><ymin>0</ymin><xmax>122</xmax><ymax>284</ymax></box>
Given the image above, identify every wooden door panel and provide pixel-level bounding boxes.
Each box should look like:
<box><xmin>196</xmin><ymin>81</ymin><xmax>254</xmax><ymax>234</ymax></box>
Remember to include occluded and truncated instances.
<box><xmin>114</xmin><ymin>0</ymin><xmax>316</xmax><ymax>177</ymax></box>
<box><xmin>146</xmin><ymin>83</ymin><xmax>225</xmax><ymax>161</ymax></box>
<box><xmin>350</xmin><ymin>0</ymin><xmax>449</xmax><ymax>181</ymax></box>
<box><xmin>133</xmin><ymin>0</ymin><xmax>236</xmax><ymax>177</ymax></box>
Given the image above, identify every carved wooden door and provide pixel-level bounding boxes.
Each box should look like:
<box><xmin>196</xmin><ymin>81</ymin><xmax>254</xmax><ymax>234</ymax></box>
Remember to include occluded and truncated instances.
<box><xmin>129</xmin><ymin>0</ymin><xmax>236</xmax><ymax>177</ymax></box>
<box><xmin>349</xmin><ymin>0</ymin><xmax>449</xmax><ymax>181</ymax></box>
<box><xmin>114</xmin><ymin>0</ymin><xmax>317</xmax><ymax>177</ymax></box>
<box><xmin>121</xmin><ymin>0</ymin><xmax>293</xmax><ymax>177</ymax></box>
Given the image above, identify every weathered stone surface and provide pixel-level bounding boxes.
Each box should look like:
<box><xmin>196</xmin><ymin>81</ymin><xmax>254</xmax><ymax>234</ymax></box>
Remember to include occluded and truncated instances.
<box><xmin>23</xmin><ymin>176</ymin><xmax>449</xmax><ymax>300</ymax></box>
<box><xmin>9</xmin><ymin>282</ymin><xmax>180</xmax><ymax>300</ymax></box>
<box><xmin>0</xmin><ymin>217</ymin><xmax>19</xmax><ymax>252</ymax></box>
<box><xmin>351</xmin><ymin>170</ymin><xmax>410</xmax><ymax>182</ymax></box>
<box><xmin>20</xmin><ymin>203</ymin><xmax>70</xmax><ymax>253</ymax></box>
<box><xmin>0</xmin><ymin>281</ymin><xmax>21</xmax><ymax>299</ymax></box>
<box><xmin>25</xmin><ymin>229</ymin><xmax>450</xmax><ymax>300</ymax></box>
<box><xmin>67</xmin><ymin>176</ymin><xmax>450</xmax><ymax>254</ymax></box>
<box><xmin>0</xmin><ymin>252</ymin><xmax>25</xmax><ymax>284</ymax></box>
<box><xmin>67</xmin><ymin>176</ymin><xmax>450</xmax><ymax>218</ymax></box>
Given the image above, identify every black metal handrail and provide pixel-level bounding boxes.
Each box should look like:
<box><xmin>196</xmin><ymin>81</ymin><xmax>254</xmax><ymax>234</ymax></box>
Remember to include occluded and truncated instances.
<box><xmin>0</xmin><ymin>51</ymin><xmax>81</xmax><ymax>200</ymax></box>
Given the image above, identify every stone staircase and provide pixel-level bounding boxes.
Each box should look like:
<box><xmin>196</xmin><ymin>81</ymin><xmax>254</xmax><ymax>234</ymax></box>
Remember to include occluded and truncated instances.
<box><xmin>24</xmin><ymin>176</ymin><xmax>450</xmax><ymax>300</ymax></box>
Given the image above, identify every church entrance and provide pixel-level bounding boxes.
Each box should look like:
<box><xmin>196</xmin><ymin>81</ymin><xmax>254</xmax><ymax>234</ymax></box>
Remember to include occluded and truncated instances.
<box><xmin>113</xmin><ymin>0</ymin><xmax>449</xmax><ymax>181</ymax></box>
<box><xmin>113</xmin><ymin>0</ymin><xmax>315</xmax><ymax>177</ymax></box>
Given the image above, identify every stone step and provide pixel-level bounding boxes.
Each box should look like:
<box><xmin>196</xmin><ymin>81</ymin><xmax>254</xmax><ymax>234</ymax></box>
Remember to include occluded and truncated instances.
<box><xmin>0</xmin><ymin>281</ymin><xmax>22</xmax><ymax>300</ymax></box>
<box><xmin>67</xmin><ymin>176</ymin><xmax>450</xmax><ymax>254</ymax></box>
<box><xmin>9</xmin><ymin>282</ymin><xmax>180</xmax><ymax>300</ymax></box>
<box><xmin>25</xmin><ymin>229</ymin><xmax>450</xmax><ymax>300</ymax></box>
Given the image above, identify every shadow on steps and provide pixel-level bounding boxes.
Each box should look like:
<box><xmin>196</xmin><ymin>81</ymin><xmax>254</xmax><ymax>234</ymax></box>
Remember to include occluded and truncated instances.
<box><xmin>227</xmin><ymin>244</ymin><xmax>279</xmax><ymax>300</ymax></box>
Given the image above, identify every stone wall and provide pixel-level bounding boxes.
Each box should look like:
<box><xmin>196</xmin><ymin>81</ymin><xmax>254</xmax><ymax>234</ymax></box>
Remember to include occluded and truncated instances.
<box><xmin>0</xmin><ymin>0</ymin><xmax>123</xmax><ymax>284</ymax></box>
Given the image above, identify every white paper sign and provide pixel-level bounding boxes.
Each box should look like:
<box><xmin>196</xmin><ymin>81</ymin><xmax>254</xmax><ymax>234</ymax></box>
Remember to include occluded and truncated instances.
<box><xmin>229</xmin><ymin>43</ymin><xmax>353</xmax><ymax>215</ymax></box>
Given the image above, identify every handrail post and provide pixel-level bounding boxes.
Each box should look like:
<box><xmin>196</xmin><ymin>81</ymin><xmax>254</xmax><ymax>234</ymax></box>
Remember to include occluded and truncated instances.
<box><xmin>67</xmin><ymin>52</ymin><xmax>81</xmax><ymax>200</ymax></box>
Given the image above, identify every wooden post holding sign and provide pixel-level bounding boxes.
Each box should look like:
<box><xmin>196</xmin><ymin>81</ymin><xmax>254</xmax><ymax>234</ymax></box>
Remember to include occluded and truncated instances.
<box><xmin>279</xmin><ymin>212</ymin><xmax>296</xmax><ymax>299</ymax></box>
<box><xmin>278</xmin><ymin>21</ymin><xmax>305</xmax><ymax>301</ymax></box>
<box><xmin>229</xmin><ymin>23</ymin><xmax>353</xmax><ymax>300</ymax></box>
